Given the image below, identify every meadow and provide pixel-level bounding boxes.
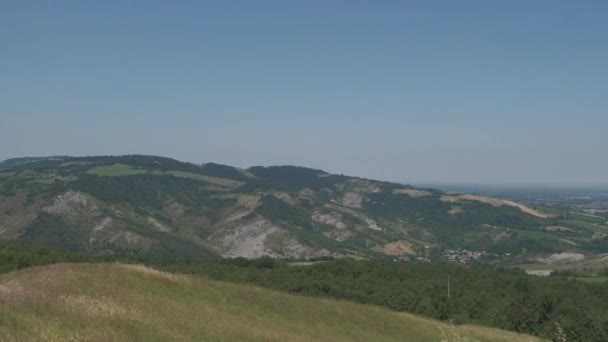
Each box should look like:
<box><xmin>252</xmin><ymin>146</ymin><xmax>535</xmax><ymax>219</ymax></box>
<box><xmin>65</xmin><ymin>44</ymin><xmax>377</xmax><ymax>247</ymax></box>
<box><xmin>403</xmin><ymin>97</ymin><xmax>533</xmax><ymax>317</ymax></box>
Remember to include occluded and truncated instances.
<box><xmin>0</xmin><ymin>263</ymin><xmax>541</xmax><ymax>342</ymax></box>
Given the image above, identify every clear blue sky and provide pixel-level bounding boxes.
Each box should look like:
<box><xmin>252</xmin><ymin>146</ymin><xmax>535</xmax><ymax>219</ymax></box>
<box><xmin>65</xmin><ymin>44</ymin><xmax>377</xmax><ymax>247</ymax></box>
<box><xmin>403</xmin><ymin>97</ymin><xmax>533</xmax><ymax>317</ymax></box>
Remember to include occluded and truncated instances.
<box><xmin>1</xmin><ymin>1</ymin><xmax>606</xmax><ymax>184</ymax></box>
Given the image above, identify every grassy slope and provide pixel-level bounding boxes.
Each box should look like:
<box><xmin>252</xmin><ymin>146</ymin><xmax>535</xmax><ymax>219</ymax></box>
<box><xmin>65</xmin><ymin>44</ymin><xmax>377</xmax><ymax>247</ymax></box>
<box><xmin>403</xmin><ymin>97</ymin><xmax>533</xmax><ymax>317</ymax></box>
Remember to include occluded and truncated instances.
<box><xmin>0</xmin><ymin>263</ymin><xmax>541</xmax><ymax>342</ymax></box>
<box><xmin>87</xmin><ymin>163</ymin><xmax>148</xmax><ymax>176</ymax></box>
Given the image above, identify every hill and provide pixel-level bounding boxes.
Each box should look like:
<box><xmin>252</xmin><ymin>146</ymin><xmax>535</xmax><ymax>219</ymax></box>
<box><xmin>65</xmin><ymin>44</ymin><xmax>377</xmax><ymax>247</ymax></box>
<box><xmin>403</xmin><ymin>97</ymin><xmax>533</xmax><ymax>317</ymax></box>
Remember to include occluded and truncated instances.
<box><xmin>0</xmin><ymin>155</ymin><xmax>607</xmax><ymax>263</ymax></box>
<box><xmin>0</xmin><ymin>262</ymin><xmax>542</xmax><ymax>341</ymax></box>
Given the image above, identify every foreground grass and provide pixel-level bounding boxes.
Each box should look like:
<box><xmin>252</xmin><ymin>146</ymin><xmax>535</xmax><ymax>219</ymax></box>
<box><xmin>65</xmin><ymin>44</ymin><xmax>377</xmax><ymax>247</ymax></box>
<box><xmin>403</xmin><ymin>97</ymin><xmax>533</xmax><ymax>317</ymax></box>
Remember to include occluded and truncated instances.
<box><xmin>0</xmin><ymin>263</ymin><xmax>541</xmax><ymax>342</ymax></box>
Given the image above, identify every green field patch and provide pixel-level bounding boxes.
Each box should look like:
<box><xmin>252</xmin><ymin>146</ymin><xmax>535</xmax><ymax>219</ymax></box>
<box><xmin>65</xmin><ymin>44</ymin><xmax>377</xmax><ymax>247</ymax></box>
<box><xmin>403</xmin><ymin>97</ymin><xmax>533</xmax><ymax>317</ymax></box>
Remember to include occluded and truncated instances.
<box><xmin>535</xmin><ymin>206</ymin><xmax>564</xmax><ymax>216</ymax></box>
<box><xmin>88</xmin><ymin>164</ymin><xmax>148</xmax><ymax>176</ymax></box>
<box><xmin>287</xmin><ymin>261</ymin><xmax>329</xmax><ymax>267</ymax></box>
<box><xmin>201</xmin><ymin>184</ymin><xmax>233</xmax><ymax>192</ymax></box>
<box><xmin>15</xmin><ymin>170</ymin><xmax>38</xmax><ymax>178</ymax></box>
<box><xmin>571</xmin><ymin>276</ymin><xmax>608</xmax><ymax>283</ymax></box>
<box><xmin>60</xmin><ymin>161</ymin><xmax>94</xmax><ymax>167</ymax></box>
<box><xmin>569</xmin><ymin>212</ymin><xmax>606</xmax><ymax>224</ymax></box>
<box><xmin>29</xmin><ymin>175</ymin><xmax>77</xmax><ymax>184</ymax></box>
<box><xmin>538</xmin><ymin>206</ymin><xmax>605</xmax><ymax>224</ymax></box>
<box><xmin>559</xmin><ymin>219</ymin><xmax>608</xmax><ymax>232</ymax></box>
<box><xmin>153</xmin><ymin>170</ymin><xmax>243</xmax><ymax>188</ymax></box>
<box><xmin>511</xmin><ymin>228</ymin><xmax>561</xmax><ymax>241</ymax></box>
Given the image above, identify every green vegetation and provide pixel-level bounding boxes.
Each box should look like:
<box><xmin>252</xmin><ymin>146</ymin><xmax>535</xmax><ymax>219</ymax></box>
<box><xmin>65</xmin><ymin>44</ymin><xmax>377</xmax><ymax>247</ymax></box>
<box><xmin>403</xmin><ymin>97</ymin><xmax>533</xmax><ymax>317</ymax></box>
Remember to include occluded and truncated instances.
<box><xmin>87</xmin><ymin>163</ymin><xmax>148</xmax><ymax>176</ymax></box>
<box><xmin>151</xmin><ymin>170</ymin><xmax>243</xmax><ymax>188</ymax></box>
<box><xmin>0</xmin><ymin>240</ymin><xmax>86</xmax><ymax>274</ymax></box>
<box><xmin>0</xmin><ymin>263</ymin><xmax>540</xmax><ymax>342</ymax></box>
<box><xmin>0</xmin><ymin>240</ymin><xmax>603</xmax><ymax>341</ymax></box>
<box><xmin>571</xmin><ymin>276</ymin><xmax>608</xmax><ymax>283</ymax></box>
<box><xmin>1</xmin><ymin>154</ymin><xmax>608</xmax><ymax>261</ymax></box>
<box><xmin>558</xmin><ymin>219</ymin><xmax>608</xmax><ymax>232</ymax></box>
<box><xmin>2</xmin><ymin>155</ymin><xmax>608</xmax><ymax>340</ymax></box>
<box><xmin>163</xmin><ymin>258</ymin><xmax>608</xmax><ymax>341</ymax></box>
<box><xmin>247</xmin><ymin>165</ymin><xmax>348</xmax><ymax>192</ymax></box>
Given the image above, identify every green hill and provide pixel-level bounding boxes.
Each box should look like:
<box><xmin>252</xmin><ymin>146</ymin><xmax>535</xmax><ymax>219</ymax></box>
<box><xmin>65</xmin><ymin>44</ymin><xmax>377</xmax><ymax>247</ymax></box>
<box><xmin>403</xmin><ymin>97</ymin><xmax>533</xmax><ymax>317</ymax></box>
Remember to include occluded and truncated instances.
<box><xmin>0</xmin><ymin>155</ymin><xmax>606</xmax><ymax>262</ymax></box>
<box><xmin>0</xmin><ymin>263</ymin><xmax>541</xmax><ymax>342</ymax></box>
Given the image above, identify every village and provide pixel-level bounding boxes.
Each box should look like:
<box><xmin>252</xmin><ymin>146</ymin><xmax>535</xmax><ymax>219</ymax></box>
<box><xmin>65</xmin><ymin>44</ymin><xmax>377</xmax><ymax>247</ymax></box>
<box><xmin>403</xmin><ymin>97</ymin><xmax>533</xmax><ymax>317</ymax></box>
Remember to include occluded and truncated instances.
<box><xmin>444</xmin><ymin>249</ymin><xmax>493</xmax><ymax>264</ymax></box>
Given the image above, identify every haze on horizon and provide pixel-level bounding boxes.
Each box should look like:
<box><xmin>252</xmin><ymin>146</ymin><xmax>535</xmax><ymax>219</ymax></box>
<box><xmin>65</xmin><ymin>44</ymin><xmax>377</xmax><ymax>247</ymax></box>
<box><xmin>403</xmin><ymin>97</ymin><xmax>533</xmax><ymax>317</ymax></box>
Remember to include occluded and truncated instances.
<box><xmin>1</xmin><ymin>1</ymin><xmax>606</xmax><ymax>185</ymax></box>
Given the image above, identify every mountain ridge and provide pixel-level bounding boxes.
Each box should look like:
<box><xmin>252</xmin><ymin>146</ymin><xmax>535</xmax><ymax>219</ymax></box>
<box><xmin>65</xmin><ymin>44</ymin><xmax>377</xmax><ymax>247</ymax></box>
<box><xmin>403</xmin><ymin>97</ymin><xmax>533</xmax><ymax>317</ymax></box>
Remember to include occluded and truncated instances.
<box><xmin>1</xmin><ymin>154</ymin><xmax>606</xmax><ymax>263</ymax></box>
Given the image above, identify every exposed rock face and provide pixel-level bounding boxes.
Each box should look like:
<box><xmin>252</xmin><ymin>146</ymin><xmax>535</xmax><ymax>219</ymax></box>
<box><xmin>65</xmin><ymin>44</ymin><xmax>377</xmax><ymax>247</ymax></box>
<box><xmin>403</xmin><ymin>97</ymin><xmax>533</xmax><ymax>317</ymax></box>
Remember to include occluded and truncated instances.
<box><xmin>108</xmin><ymin>231</ymin><xmax>145</xmax><ymax>248</ymax></box>
<box><xmin>43</xmin><ymin>191</ymin><xmax>90</xmax><ymax>215</ymax></box>
<box><xmin>164</xmin><ymin>200</ymin><xmax>186</xmax><ymax>216</ymax></box>
<box><xmin>536</xmin><ymin>253</ymin><xmax>585</xmax><ymax>264</ymax></box>
<box><xmin>313</xmin><ymin>211</ymin><xmax>351</xmax><ymax>242</ymax></box>
<box><xmin>147</xmin><ymin>217</ymin><xmax>172</xmax><ymax>233</ymax></box>
<box><xmin>93</xmin><ymin>217</ymin><xmax>113</xmax><ymax>232</ymax></box>
<box><xmin>393</xmin><ymin>188</ymin><xmax>432</xmax><ymax>197</ymax></box>
<box><xmin>365</xmin><ymin>218</ymin><xmax>382</xmax><ymax>231</ymax></box>
<box><xmin>273</xmin><ymin>192</ymin><xmax>298</xmax><ymax>206</ymax></box>
<box><xmin>211</xmin><ymin>217</ymin><xmax>281</xmax><ymax>258</ymax></box>
<box><xmin>323</xmin><ymin>230</ymin><xmax>352</xmax><ymax>242</ymax></box>
<box><xmin>449</xmin><ymin>207</ymin><xmax>464</xmax><ymax>215</ymax></box>
<box><xmin>299</xmin><ymin>188</ymin><xmax>316</xmax><ymax>197</ymax></box>
<box><xmin>342</xmin><ymin>192</ymin><xmax>363</xmax><ymax>208</ymax></box>
<box><xmin>208</xmin><ymin>216</ymin><xmax>329</xmax><ymax>259</ymax></box>
<box><xmin>348</xmin><ymin>179</ymin><xmax>381</xmax><ymax>193</ymax></box>
<box><xmin>279</xmin><ymin>235</ymin><xmax>331</xmax><ymax>258</ymax></box>
<box><xmin>373</xmin><ymin>240</ymin><xmax>416</xmax><ymax>256</ymax></box>
<box><xmin>312</xmin><ymin>211</ymin><xmax>347</xmax><ymax>230</ymax></box>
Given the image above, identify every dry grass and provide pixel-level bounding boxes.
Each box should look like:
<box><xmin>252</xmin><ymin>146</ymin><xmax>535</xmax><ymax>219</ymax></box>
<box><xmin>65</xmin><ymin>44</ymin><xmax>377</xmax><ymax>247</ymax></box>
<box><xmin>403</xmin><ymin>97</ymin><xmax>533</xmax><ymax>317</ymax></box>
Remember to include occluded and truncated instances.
<box><xmin>373</xmin><ymin>240</ymin><xmax>417</xmax><ymax>256</ymax></box>
<box><xmin>237</xmin><ymin>194</ymin><xmax>260</xmax><ymax>208</ymax></box>
<box><xmin>87</xmin><ymin>165</ymin><xmax>243</xmax><ymax>189</ymax></box>
<box><xmin>393</xmin><ymin>188</ymin><xmax>433</xmax><ymax>198</ymax></box>
<box><xmin>449</xmin><ymin>206</ymin><xmax>464</xmax><ymax>215</ymax></box>
<box><xmin>440</xmin><ymin>194</ymin><xmax>549</xmax><ymax>218</ymax></box>
<box><xmin>0</xmin><ymin>263</ymin><xmax>544</xmax><ymax>342</ymax></box>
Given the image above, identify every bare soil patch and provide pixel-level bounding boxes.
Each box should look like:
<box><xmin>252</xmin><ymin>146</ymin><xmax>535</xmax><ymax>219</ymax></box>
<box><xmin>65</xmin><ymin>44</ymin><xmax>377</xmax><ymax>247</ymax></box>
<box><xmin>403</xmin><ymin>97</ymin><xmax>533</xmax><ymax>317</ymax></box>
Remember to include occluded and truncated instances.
<box><xmin>441</xmin><ymin>194</ymin><xmax>549</xmax><ymax>218</ymax></box>
<box><xmin>393</xmin><ymin>188</ymin><xmax>432</xmax><ymax>197</ymax></box>
<box><xmin>373</xmin><ymin>240</ymin><xmax>417</xmax><ymax>256</ymax></box>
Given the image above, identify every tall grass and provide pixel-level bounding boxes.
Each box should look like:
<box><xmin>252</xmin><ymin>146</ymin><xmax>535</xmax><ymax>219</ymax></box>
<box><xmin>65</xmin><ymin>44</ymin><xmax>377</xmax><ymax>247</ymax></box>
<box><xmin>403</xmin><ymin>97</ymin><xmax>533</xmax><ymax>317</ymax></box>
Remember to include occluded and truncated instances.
<box><xmin>0</xmin><ymin>263</ymin><xmax>543</xmax><ymax>342</ymax></box>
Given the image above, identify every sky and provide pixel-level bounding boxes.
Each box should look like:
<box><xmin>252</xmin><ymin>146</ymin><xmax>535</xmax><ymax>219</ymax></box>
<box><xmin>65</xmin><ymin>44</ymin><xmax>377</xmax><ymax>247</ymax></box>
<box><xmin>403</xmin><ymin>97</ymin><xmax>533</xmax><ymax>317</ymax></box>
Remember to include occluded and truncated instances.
<box><xmin>1</xmin><ymin>1</ymin><xmax>607</xmax><ymax>185</ymax></box>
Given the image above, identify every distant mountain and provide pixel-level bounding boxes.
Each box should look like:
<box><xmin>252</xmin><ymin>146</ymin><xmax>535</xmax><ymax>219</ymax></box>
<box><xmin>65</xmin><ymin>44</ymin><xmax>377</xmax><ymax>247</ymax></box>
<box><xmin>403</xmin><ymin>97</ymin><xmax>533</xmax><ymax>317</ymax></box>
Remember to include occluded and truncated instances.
<box><xmin>0</xmin><ymin>155</ymin><xmax>606</xmax><ymax>261</ymax></box>
<box><xmin>0</xmin><ymin>156</ymin><xmax>70</xmax><ymax>168</ymax></box>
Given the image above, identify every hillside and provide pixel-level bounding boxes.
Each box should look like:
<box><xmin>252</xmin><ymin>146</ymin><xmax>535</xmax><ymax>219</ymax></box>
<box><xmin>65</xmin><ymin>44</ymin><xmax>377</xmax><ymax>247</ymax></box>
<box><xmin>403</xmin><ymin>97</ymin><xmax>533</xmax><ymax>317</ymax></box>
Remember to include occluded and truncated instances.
<box><xmin>0</xmin><ymin>263</ymin><xmax>542</xmax><ymax>341</ymax></box>
<box><xmin>0</xmin><ymin>155</ymin><xmax>607</xmax><ymax>263</ymax></box>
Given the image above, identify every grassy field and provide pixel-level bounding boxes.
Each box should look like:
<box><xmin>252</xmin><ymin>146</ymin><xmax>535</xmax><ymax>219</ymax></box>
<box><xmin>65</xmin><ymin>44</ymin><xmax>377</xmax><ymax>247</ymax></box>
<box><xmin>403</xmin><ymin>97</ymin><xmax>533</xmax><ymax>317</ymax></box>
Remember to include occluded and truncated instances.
<box><xmin>0</xmin><ymin>263</ymin><xmax>542</xmax><ymax>342</ymax></box>
<box><xmin>559</xmin><ymin>219</ymin><xmax>608</xmax><ymax>232</ymax></box>
<box><xmin>86</xmin><ymin>164</ymin><xmax>243</xmax><ymax>188</ymax></box>
<box><xmin>571</xmin><ymin>276</ymin><xmax>608</xmax><ymax>283</ymax></box>
<box><xmin>87</xmin><ymin>163</ymin><xmax>148</xmax><ymax>176</ymax></box>
<box><xmin>152</xmin><ymin>170</ymin><xmax>244</xmax><ymax>188</ymax></box>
